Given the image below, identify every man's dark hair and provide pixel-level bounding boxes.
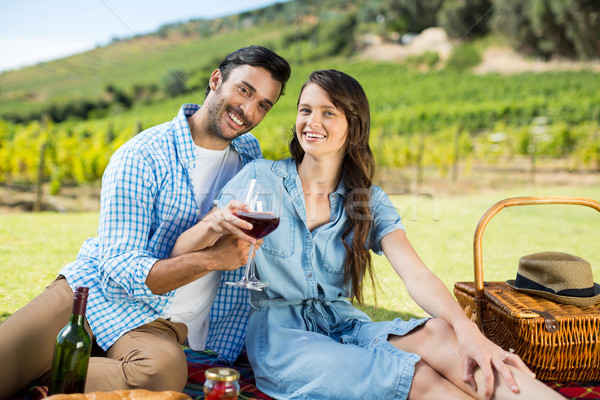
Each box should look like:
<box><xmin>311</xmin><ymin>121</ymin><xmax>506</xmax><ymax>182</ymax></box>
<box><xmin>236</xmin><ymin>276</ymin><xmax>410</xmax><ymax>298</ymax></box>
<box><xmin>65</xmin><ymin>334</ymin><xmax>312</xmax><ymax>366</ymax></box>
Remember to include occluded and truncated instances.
<box><xmin>205</xmin><ymin>45</ymin><xmax>291</xmax><ymax>99</ymax></box>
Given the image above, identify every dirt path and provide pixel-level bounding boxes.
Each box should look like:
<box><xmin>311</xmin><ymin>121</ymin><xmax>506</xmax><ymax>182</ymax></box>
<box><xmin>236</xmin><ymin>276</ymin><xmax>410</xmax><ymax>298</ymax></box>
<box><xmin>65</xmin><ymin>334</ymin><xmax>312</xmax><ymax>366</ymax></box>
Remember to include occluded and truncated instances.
<box><xmin>360</xmin><ymin>27</ymin><xmax>600</xmax><ymax>74</ymax></box>
<box><xmin>2</xmin><ymin>165</ymin><xmax>598</xmax><ymax>213</ymax></box>
<box><xmin>0</xmin><ymin>184</ymin><xmax>101</xmax><ymax>213</ymax></box>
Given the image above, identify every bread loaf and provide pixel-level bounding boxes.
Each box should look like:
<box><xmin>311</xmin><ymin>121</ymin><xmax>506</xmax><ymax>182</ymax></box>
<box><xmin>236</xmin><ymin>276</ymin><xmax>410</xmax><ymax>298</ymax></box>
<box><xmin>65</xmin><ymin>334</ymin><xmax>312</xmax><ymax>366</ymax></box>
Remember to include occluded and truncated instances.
<box><xmin>47</xmin><ymin>389</ymin><xmax>192</xmax><ymax>400</ymax></box>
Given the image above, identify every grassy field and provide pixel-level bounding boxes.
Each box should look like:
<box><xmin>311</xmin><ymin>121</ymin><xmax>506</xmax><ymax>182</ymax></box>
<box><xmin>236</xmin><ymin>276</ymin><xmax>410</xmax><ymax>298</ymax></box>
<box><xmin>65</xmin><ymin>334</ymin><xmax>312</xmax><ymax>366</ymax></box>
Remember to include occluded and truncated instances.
<box><xmin>364</xmin><ymin>184</ymin><xmax>600</xmax><ymax>320</ymax></box>
<box><xmin>0</xmin><ymin>212</ymin><xmax>98</xmax><ymax>321</ymax></box>
<box><xmin>1</xmin><ymin>184</ymin><xmax>598</xmax><ymax>323</ymax></box>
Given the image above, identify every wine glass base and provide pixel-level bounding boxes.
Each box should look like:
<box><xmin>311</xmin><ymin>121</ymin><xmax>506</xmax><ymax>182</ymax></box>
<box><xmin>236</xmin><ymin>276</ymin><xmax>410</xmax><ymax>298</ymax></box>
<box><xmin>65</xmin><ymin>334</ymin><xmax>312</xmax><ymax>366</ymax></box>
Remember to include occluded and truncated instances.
<box><xmin>226</xmin><ymin>280</ymin><xmax>270</xmax><ymax>291</ymax></box>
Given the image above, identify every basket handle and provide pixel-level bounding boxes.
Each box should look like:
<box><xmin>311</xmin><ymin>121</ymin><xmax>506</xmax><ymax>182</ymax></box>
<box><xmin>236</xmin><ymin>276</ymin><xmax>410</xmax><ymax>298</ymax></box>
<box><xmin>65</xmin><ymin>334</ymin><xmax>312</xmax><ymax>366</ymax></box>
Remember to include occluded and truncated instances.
<box><xmin>472</xmin><ymin>196</ymin><xmax>600</xmax><ymax>326</ymax></box>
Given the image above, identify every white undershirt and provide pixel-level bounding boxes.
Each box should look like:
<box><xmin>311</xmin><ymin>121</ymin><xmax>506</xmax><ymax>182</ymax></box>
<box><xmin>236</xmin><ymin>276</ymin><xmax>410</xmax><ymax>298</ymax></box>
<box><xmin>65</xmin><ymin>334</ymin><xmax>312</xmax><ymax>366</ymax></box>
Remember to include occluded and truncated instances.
<box><xmin>163</xmin><ymin>144</ymin><xmax>242</xmax><ymax>350</ymax></box>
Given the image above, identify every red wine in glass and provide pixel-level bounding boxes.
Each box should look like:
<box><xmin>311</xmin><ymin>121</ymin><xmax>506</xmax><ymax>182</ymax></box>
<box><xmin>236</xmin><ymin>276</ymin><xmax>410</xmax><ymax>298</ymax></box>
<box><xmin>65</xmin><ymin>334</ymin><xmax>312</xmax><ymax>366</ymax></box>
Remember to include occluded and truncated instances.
<box><xmin>226</xmin><ymin>179</ymin><xmax>281</xmax><ymax>290</ymax></box>
<box><xmin>235</xmin><ymin>211</ymin><xmax>280</xmax><ymax>239</ymax></box>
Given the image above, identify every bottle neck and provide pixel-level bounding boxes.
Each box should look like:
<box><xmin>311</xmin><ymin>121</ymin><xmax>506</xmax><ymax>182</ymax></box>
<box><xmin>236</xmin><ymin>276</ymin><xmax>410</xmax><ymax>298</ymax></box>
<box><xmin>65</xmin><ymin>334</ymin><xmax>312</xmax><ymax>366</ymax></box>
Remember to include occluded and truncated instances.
<box><xmin>71</xmin><ymin>298</ymin><xmax>87</xmax><ymax>316</ymax></box>
<box><xmin>71</xmin><ymin>287</ymin><xmax>88</xmax><ymax>317</ymax></box>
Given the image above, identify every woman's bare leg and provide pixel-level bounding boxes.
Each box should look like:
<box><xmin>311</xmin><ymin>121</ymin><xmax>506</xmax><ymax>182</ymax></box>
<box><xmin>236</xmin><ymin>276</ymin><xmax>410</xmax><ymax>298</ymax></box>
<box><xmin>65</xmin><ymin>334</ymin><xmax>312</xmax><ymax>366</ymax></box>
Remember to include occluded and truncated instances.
<box><xmin>390</xmin><ymin>318</ymin><xmax>565</xmax><ymax>399</ymax></box>
<box><xmin>483</xmin><ymin>367</ymin><xmax>565</xmax><ymax>400</ymax></box>
<box><xmin>409</xmin><ymin>360</ymin><xmax>475</xmax><ymax>399</ymax></box>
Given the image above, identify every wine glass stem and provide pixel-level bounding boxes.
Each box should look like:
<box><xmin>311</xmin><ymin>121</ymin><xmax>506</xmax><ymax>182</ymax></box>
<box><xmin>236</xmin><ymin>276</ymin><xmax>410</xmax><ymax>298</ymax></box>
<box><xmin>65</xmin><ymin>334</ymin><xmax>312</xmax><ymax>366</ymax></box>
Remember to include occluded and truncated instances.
<box><xmin>242</xmin><ymin>243</ymin><xmax>255</xmax><ymax>282</ymax></box>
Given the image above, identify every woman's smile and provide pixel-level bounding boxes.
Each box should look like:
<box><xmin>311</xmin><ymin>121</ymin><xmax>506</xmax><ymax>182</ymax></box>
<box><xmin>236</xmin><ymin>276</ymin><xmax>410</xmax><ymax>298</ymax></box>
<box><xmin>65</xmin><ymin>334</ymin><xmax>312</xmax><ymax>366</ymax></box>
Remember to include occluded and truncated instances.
<box><xmin>303</xmin><ymin>131</ymin><xmax>326</xmax><ymax>141</ymax></box>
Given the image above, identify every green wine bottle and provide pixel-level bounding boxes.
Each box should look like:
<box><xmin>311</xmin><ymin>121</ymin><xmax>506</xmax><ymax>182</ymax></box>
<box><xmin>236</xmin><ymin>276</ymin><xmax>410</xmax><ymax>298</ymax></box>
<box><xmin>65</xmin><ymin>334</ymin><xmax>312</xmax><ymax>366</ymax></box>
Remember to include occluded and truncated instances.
<box><xmin>49</xmin><ymin>286</ymin><xmax>92</xmax><ymax>395</ymax></box>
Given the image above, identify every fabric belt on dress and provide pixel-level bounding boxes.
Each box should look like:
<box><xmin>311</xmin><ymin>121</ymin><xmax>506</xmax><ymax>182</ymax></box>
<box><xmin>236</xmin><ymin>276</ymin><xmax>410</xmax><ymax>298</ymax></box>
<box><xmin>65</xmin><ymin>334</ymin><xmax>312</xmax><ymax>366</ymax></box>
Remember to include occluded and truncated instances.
<box><xmin>250</xmin><ymin>296</ymin><xmax>346</xmax><ymax>334</ymax></box>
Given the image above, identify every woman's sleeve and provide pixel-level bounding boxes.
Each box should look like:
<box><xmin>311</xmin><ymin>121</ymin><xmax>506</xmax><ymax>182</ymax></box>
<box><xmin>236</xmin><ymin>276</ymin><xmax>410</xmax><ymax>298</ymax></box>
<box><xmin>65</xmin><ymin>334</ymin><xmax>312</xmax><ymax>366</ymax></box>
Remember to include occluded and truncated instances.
<box><xmin>213</xmin><ymin>161</ymin><xmax>258</xmax><ymax>209</ymax></box>
<box><xmin>369</xmin><ymin>186</ymin><xmax>405</xmax><ymax>255</ymax></box>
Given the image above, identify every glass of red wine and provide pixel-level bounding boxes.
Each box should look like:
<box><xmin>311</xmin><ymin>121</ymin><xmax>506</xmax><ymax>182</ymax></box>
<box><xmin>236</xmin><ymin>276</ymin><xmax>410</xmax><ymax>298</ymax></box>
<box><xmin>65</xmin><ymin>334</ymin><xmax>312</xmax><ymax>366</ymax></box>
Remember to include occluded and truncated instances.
<box><xmin>226</xmin><ymin>179</ymin><xmax>281</xmax><ymax>290</ymax></box>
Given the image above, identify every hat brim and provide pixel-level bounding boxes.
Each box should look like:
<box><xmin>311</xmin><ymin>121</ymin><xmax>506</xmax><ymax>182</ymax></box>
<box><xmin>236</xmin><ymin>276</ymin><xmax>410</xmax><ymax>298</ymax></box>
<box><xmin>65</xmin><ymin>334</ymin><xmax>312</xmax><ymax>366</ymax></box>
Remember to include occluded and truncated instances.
<box><xmin>506</xmin><ymin>280</ymin><xmax>600</xmax><ymax>307</ymax></box>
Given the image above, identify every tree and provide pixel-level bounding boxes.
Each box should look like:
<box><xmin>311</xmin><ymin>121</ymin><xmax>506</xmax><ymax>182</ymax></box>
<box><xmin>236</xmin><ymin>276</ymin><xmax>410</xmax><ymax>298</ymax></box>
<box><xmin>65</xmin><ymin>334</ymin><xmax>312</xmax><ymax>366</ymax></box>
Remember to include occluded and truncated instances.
<box><xmin>385</xmin><ymin>0</ymin><xmax>444</xmax><ymax>34</ymax></box>
<box><xmin>544</xmin><ymin>0</ymin><xmax>600</xmax><ymax>59</ymax></box>
<box><xmin>490</xmin><ymin>1</ymin><xmax>542</xmax><ymax>57</ymax></box>
<box><xmin>437</xmin><ymin>0</ymin><xmax>493</xmax><ymax>39</ymax></box>
<box><xmin>163</xmin><ymin>70</ymin><xmax>188</xmax><ymax>98</ymax></box>
<box><xmin>491</xmin><ymin>0</ymin><xmax>600</xmax><ymax>60</ymax></box>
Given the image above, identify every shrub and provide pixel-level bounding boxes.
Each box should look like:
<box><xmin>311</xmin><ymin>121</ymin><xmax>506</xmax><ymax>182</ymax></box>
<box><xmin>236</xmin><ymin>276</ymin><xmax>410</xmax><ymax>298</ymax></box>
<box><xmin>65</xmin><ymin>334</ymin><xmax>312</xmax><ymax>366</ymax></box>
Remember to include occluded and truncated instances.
<box><xmin>445</xmin><ymin>42</ymin><xmax>482</xmax><ymax>71</ymax></box>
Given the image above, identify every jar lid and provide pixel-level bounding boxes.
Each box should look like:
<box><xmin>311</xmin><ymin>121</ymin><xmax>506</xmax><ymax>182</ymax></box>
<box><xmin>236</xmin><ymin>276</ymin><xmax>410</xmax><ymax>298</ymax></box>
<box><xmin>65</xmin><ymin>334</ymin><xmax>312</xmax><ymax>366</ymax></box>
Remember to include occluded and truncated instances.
<box><xmin>205</xmin><ymin>367</ymin><xmax>240</xmax><ymax>382</ymax></box>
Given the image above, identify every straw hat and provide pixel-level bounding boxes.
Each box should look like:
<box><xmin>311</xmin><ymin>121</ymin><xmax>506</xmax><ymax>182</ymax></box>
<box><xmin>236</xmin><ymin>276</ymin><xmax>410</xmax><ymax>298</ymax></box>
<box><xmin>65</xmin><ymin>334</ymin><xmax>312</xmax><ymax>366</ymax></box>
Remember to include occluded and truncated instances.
<box><xmin>506</xmin><ymin>251</ymin><xmax>600</xmax><ymax>307</ymax></box>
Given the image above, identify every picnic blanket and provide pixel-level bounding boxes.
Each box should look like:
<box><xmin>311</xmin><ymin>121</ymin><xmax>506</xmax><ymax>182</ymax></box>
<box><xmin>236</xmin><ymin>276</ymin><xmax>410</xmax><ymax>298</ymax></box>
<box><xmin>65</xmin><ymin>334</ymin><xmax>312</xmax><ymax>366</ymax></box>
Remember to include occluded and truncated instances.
<box><xmin>183</xmin><ymin>348</ymin><xmax>272</xmax><ymax>400</ymax></box>
<box><xmin>11</xmin><ymin>348</ymin><xmax>600</xmax><ymax>399</ymax></box>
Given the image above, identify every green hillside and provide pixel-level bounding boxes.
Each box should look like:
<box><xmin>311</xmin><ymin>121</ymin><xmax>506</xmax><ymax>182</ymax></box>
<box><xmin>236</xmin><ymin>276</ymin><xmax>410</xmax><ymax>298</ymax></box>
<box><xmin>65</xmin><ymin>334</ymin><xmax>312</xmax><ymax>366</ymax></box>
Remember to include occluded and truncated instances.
<box><xmin>0</xmin><ymin>22</ymin><xmax>287</xmax><ymax>118</ymax></box>
<box><xmin>0</xmin><ymin>0</ymin><xmax>599</xmax><ymax>194</ymax></box>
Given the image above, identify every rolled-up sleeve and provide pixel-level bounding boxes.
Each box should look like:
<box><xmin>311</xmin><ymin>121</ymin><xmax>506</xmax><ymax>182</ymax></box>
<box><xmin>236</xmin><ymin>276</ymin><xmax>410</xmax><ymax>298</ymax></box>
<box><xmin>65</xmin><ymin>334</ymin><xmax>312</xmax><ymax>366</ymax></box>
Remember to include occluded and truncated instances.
<box><xmin>97</xmin><ymin>147</ymin><xmax>167</xmax><ymax>308</ymax></box>
<box><xmin>369</xmin><ymin>186</ymin><xmax>405</xmax><ymax>255</ymax></box>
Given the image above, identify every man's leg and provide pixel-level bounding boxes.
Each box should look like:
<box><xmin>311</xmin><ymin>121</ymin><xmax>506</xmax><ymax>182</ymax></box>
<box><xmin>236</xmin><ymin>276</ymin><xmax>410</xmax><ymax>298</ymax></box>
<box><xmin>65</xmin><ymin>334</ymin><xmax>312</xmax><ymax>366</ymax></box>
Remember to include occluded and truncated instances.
<box><xmin>86</xmin><ymin>318</ymin><xmax>189</xmax><ymax>392</ymax></box>
<box><xmin>0</xmin><ymin>276</ymin><xmax>74</xmax><ymax>398</ymax></box>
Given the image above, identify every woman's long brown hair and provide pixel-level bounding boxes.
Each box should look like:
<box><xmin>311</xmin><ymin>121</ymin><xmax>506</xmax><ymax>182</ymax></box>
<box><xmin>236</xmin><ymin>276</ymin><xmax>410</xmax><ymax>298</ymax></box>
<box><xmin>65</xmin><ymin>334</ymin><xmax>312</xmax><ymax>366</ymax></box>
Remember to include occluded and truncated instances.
<box><xmin>290</xmin><ymin>69</ymin><xmax>376</xmax><ymax>305</ymax></box>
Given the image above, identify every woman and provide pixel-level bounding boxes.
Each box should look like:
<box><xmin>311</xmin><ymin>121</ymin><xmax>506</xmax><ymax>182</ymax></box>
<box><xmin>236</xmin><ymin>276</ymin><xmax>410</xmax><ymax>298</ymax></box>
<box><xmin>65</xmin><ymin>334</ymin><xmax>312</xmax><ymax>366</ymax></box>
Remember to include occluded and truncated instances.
<box><xmin>172</xmin><ymin>70</ymin><xmax>564</xmax><ymax>399</ymax></box>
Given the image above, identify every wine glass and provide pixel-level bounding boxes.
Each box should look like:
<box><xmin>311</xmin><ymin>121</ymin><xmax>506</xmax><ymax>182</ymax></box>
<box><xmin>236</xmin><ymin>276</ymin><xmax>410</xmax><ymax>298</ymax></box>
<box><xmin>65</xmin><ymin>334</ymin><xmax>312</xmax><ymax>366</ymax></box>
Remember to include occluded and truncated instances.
<box><xmin>226</xmin><ymin>179</ymin><xmax>281</xmax><ymax>290</ymax></box>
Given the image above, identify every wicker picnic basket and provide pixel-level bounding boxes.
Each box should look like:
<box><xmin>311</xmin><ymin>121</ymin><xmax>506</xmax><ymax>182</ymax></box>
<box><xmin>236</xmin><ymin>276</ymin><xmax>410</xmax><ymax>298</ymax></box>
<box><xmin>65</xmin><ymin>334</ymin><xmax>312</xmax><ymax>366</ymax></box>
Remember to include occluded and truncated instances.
<box><xmin>453</xmin><ymin>196</ymin><xmax>600</xmax><ymax>383</ymax></box>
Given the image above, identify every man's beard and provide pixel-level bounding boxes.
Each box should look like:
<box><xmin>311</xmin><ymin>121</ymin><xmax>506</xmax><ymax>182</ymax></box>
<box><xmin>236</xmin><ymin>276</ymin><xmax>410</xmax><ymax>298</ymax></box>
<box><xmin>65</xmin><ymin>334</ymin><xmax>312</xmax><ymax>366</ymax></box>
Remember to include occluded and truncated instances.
<box><xmin>205</xmin><ymin>90</ymin><xmax>253</xmax><ymax>142</ymax></box>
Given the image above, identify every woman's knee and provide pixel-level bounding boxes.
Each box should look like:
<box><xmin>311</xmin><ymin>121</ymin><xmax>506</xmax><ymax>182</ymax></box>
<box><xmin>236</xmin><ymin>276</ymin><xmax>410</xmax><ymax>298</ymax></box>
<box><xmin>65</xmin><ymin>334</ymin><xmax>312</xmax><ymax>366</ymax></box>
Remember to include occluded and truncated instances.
<box><xmin>423</xmin><ymin>318</ymin><xmax>454</xmax><ymax>338</ymax></box>
<box><xmin>392</xmin><ymin>318</ymin><xmax>455</xmax><ymax>354</ymax></box>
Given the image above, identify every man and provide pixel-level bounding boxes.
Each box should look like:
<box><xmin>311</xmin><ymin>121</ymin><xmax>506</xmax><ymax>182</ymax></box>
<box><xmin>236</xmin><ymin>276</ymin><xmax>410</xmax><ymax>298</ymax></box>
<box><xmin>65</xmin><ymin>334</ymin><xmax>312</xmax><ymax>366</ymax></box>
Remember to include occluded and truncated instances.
<box><xmin>0</xmin><ymin>45</ymin><xmax>290</xmax><ymax>397</ymax></box>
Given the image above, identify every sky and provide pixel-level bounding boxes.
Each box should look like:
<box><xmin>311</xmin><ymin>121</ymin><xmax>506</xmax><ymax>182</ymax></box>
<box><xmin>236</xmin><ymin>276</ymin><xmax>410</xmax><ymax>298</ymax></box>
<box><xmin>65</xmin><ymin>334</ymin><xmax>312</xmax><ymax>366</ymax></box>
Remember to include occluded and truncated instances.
<box><xmin>0</xmin><ymin>0</ymin><xmax>288</xmax><ymax>73</ymax></box>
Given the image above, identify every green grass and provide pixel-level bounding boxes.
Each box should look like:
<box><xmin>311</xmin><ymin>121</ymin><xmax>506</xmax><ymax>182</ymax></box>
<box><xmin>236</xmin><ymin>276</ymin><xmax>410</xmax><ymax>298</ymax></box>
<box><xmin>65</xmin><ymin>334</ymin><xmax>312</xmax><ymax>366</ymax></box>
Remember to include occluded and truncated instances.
<box><xmin>0</xmin><ymin>213</ymin><xmax>98</xmax><ymax>321</ymax></box>
<box><xmin>1</xmin><ymin>185</ymin><xmax>599</xmax><ymax>323</ymax></box>
<box><xmin>363</xmin><ymin>185</ymin><xmax>600</xmax><ymax>320</ymax></box>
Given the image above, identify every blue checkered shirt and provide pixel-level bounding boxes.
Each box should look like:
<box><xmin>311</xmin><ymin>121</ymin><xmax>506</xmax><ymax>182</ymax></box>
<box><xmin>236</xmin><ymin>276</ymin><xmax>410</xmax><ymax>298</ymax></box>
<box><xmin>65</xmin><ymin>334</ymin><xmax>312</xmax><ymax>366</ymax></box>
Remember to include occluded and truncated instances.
<box><xmin>60</xmin><ymin>104</ymin><xmax>260</xmax><ymax>361</ymax></box>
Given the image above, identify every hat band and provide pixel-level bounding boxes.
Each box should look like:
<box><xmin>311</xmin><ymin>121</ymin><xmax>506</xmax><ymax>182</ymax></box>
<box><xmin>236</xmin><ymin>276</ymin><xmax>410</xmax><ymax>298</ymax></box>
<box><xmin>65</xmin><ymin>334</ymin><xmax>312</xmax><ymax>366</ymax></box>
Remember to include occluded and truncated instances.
<box><xmin>514</xmin><ymin>273</ymin><xmax>595</xmax><ymax>298</ymax></box>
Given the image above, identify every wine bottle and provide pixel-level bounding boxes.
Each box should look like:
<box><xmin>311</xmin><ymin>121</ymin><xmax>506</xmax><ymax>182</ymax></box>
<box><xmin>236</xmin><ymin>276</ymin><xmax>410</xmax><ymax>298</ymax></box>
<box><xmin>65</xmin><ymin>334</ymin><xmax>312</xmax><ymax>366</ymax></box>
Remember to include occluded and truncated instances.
<box><xmin>49</xmin><ymin>286</ymin><xmax>92</xmax><ymax>395</ymax></box>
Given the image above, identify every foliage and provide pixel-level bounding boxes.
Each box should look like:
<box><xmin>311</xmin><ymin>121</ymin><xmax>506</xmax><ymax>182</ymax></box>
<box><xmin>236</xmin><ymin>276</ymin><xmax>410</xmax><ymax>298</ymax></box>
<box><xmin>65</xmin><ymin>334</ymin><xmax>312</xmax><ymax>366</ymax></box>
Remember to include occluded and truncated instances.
<box><xmin>444</xmin><ymin>42</ymin><xmax>482</xmax><ymax>70</ymax></box>
<box><xmin>0</xmin><ymin>1</ymin><xmax>599</xmax><ymax>192</ymax></box>
<box><xmin>437</xmin><ymin>0</ymin><xmax>493</xmax><ymax>39</ymax></box>
<box><xmin>306</xmin><ymin>12</ymin><xmax>358</xmax><ymax>60</ymax></box>
<box><xmin>489</xmin><ymin>1</ymin><xmax>541</xmax><ymax>57</ymax></box>
<box><xmin>1</xmin><ymin>0</ymin><xmax>598</xmax><ymax>126</ymax></box>
<box><xmin>162</xmin><ymin>70</ymin><xmax>189</xmax><ymax>97</ymax></box>
<box><xmin>384</xmin><ymin>0</ymin><xmax>444</xmax><ymax>34</ymax></box>
<box><xmin>491</xmin><ymin>0</ymin><xmax>600</xmax><ymax>60</ymax></box>
<box><xmin>1</xmin><ymin>61</ymin><xmax>599</xmax><ymax>189</ymax></box>
<box><xmin>405</xmin><ymin>51</ymin><xmax>440</xmax><ymax>69</ymax></box>
<box><xmin>0</xmin><ymin>22</ymin><xmax>286</xmax><ymax>121</ymax></box>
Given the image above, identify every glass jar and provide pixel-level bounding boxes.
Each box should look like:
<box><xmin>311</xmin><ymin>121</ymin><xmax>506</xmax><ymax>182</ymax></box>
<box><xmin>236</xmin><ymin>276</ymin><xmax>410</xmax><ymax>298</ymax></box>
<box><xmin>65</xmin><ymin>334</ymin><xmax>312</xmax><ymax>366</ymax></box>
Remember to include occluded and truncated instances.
<box><xmin>204</xmin><ymin>367</ymin><xmax>240</xmax><ymax>400</ymax></box>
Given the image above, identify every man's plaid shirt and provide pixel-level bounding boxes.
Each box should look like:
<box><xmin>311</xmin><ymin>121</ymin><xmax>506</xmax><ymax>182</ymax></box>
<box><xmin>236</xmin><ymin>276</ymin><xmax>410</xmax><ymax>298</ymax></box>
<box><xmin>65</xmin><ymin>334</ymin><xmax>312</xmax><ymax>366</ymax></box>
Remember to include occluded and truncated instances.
<box><xmin>61</xmin><ymin>103</ymin><xmax>261</xmax><ymax>362</ymax></box>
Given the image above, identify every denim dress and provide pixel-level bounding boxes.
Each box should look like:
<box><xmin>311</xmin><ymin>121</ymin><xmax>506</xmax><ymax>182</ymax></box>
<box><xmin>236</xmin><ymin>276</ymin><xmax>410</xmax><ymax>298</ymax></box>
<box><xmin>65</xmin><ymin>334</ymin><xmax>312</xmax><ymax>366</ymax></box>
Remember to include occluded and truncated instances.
<box><xmin>216</xmin><ymin>159</ymin><xmax>428</xmax><ymax>400</ymax></box>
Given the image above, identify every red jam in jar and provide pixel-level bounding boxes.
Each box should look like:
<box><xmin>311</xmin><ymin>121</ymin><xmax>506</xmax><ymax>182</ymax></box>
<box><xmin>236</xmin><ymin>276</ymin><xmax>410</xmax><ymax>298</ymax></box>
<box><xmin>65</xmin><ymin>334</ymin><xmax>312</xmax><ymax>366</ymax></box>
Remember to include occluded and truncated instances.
<box><xmin>204</xmin><ymin>367</ymin><xmax>240</xmax><ymax>400</ymax></box>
